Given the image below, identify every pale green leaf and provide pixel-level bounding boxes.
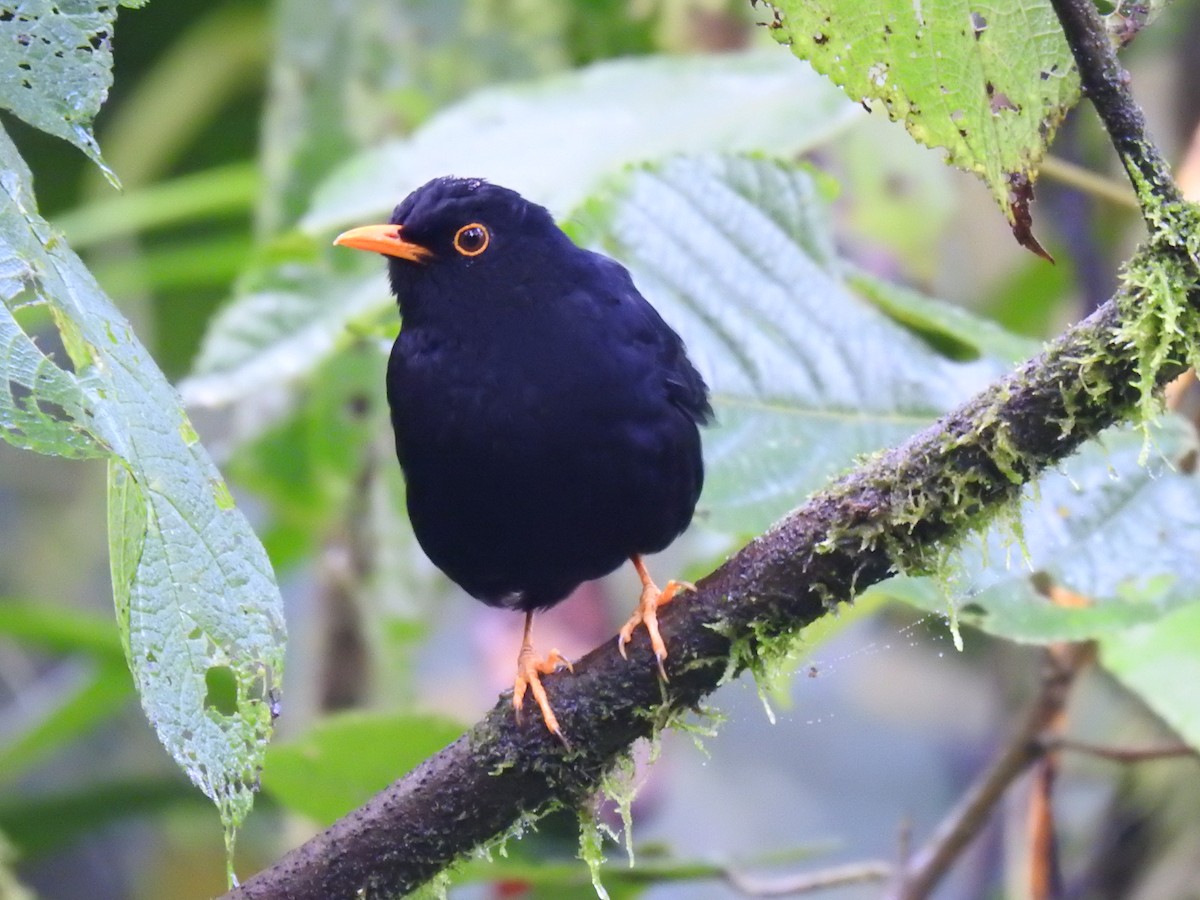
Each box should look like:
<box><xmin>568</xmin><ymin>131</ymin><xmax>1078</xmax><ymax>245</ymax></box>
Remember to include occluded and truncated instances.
<box><xmin>262</xmin><ymin>711</ymin><xmax>465</xmax><ymax>827</ymax></box>
<box><xmin>301</xmin><ymin>49</ymin><xmax>861</xmax><ymax>234</ymax></box>
<box><xmin>182</xmin><ymin>267</ymin><xmax>386</xmax><ymax>408</ymax></box>
<box><xmin>0</xmin><ymin>833</ymin><xmax>33</xmax><ymax>900</ymax></box>
<box><xmin>184</xmin><ymin>49</ymin><xmax>861</xmax><ymax>412</ymax></box>
<box><xmin>0</xmin><ymin>0</ymin><xmax>142</xmax><ymax>181</ymax></box>
<box><xmin>0</xmin><ymin>124</ymin><xmax>286</xmax><ymax>835</ymax></box>
<box><xmin>0</xmin><ymin>270</ymin><xmax>107</xmax><ymax>458</ymax></box>
<box><xmin>849</xmin><ymin>270</ymin><xmax>1041</xmax><ymax>364</ymax></box>
<box><xmin>877</xmin><ymin>417</ymin><xmax>1200</xmax><ymax>643</ymax></box>
<box><xmin>1100</xmin><ymin>603</ymin><xmax>1200</xmax><ymax>751</ymax></box>
<box><xmin>577</xmin><ymin>155</ymin><xmax>1004</xmax><ymax>533</ymax></box>
<box><xmin>761</xmin><ymin>0</ymin><xmax>1078</xmax><ymax>230</ymax></box>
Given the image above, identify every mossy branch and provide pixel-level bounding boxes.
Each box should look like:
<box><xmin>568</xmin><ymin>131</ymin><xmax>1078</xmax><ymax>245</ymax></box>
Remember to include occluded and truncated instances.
<box><xmin>224</xmin><ymin>6</ymin><xmax>1200</xmax><ymax>898</ymax></box>
<box><xmin>225</xmin><ymin>258</ymin><xmax>1192</xmax><ymax>900</ymax></box>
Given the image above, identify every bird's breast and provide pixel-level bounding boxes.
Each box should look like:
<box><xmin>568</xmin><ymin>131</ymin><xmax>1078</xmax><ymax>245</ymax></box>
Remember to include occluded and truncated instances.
<box><xmin>385</xmin><ymin>312</ymin><xmax>704</xmax><ymax>607</ymax></box>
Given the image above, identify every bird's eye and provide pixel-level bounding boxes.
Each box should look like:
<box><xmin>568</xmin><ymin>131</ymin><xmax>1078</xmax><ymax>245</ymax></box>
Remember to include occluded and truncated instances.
<box><xmin>453</xmin><ymin>223</ymin><xmax>490</xmax><ymax>257</ymax></box>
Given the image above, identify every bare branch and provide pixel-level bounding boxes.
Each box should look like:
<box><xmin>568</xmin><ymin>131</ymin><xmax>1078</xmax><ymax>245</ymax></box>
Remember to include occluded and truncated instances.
<box><xmin>883</xmin><ymin>644</ymin><xmax>1094</xmax><ymax>900</ymax></box>
<box><xmin>727</xmin><ymin>860</ymin><xmax>893</xmax><ymax>896</ymax></box>
<box><xmin>1046</xmin><ymin>738</ymin><xmax>1199</xmax><ymax>764</ymax></box>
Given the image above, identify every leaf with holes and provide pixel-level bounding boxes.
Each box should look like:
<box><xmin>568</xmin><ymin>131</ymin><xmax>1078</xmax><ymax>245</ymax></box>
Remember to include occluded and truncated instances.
<box><xmin>760</xmin><ymin>0</ymin><xmax>1079</xmax><ymax>254</ymax></box>
<box><xmin>0</xmin><ymin>0</ymin><xmax>145</xmax><ymax>181</ymax></box>
<box><xmin>0</xmin><ymin>125</ymin><xmax>285</xmax><ymax>846</ymax></box>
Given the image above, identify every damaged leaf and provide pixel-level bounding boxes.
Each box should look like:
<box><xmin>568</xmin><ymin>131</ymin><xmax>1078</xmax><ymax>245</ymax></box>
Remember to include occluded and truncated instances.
<box><xmin>761</xmin><ymin>0</ymin><xmax>1080</xmax><ymax>253</ymax></box>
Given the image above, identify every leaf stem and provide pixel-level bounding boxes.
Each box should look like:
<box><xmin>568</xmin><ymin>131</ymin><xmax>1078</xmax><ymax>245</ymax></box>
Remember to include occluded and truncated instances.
<box><xmin>1039</xmin><ymin>155</ymin><xmax>1139</xmax><ymax>211</ymax></box>
<box><xmin>1048</xmin><ymin>0</ymin><xmax>1182</xmax><ymax>213</ymax></box>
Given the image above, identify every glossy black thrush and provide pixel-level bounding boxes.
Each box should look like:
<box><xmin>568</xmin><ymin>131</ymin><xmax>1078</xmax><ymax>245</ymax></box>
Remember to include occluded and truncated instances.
<box><xmin>334</xmin><ymin>176</ymin><xmax>711</xmax><ymax>738</ymax></box>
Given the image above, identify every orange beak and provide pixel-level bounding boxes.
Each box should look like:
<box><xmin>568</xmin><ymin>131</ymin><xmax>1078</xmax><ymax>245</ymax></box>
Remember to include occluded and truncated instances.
<box><xmin>333</xmin><ymin>224</ymin><xmax>433</xmax><ymax>262</ymax></box>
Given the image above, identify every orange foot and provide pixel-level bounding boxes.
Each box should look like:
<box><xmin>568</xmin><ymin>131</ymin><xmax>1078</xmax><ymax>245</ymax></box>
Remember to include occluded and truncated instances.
<box><xmin>513</xmin><ymin>611</ymin><xmax>573</xmax><ymax>742</ymax></box>
<box><xmin>617</xmin><ymin>554</ymin><xmax>694</xmax><ymax>680</ymax></box>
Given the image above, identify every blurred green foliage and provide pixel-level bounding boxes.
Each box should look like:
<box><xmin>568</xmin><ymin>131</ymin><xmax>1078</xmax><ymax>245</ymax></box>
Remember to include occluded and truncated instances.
<box><xmin>3</xmin><ymin>0</ymin><xmax>1200</xmax><ymax>898</ymax></box>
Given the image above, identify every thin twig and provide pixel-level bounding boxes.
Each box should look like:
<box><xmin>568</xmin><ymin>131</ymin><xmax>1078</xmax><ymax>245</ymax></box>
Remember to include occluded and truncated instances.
<box><xmin>884</xmin><ymin>643</ymin><xmax>1094</xmax><ymax>900</ymax></box>
<box><xmin>1045</xmin><ymin>737</ymin><xmax>1199</xmax><ymax>763</ymax></box>
<box><xmin>1040</xmin><ymin>155</ymin><xmax>1140</xmax><ymax>211</ymax></box>
<box><xmin>1026</xmin><ymin>643</ymin><xmax>1076</xmax><ymax>900</ymax></box>
<box><xmin>727</xmin><ymin>860</ymin><xmax>893</xmax><ymax>896</ymax></box>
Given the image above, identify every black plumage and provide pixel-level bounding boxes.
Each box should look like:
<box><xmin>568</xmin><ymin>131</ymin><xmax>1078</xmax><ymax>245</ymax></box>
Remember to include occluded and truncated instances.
<box><xmin>334</xmin><ymin>176</ymin><xmax>711</xmax><ymax>737</ymax></box>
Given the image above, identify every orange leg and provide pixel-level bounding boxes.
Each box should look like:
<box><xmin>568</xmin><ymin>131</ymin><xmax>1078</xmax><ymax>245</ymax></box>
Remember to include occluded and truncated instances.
<box><xmin>513</xmin><ymin>610</ymin><xmax>572</xmax><ymax>742</ymax></box>
<box><xmin>617</xmin><ymin>554</ymin><xmax>694</xmax><ymax>680</ymax></box>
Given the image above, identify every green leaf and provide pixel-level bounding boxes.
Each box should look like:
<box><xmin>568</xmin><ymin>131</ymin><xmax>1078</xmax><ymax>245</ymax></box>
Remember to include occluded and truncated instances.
<box><xmin>0</xmin><ymin>124</ymin><xmax>286</xmax><ymax>837</ymax></box>
<box><xmin>261</xmin><ymin>711</ymin><xmax>465</xmax><ymax>826</ymax></box>
<box><xmin>0</xmin><ymin>661</ymin><xmax>132</xmax><ymax>784</ymax></box>
<box><xmin>225</xmin><ymin>344</ymin><xmax>386</xmax><ymax>536</ymax></box>
<box><xmin>184</xmin><ymin>49</ymin><xmax>861</xmax><ymax>414</ymax></box>
<box><xmin>761</xmin><ymin>0</ymin><xmax>1078</xmax><ymax>235</ymax></box>
<box><xmin>0</xmin><ymin>599</ymin><xmax>123</xmax><ymax>660</ymax></box>
<box><xmin>0</xmin><ymin>833</ymin><xmax>33</xmax><ymax>900</ymax></box>
<box><xmin>0</xmin><ymin>0</ymin><xmax>142</xmax><ymax>182</ymax></box>
<box><xmin>0</xmin><ymin>281</ymin><xmax>107</xmax><ymax>459</ymax></box>
<box><xmin>834</xmin><ymin>115</ymin><xmax>959</xmax><ymax>282</ymax></box>
<box><xmin>576</xmin><ymin>155</ymin><xmax>1005</xmax><ymax>534</ymax></box>
<box><xmin>301</xmin><ymin>49</ymin><xmax>860</xmax><ymax>234</ymax></box>
<box><xmin>52</xmin><ymin>162</ymin><xmax>258</xmax><ymax>249</ymax></box>
<box><xmin>877</xmin><ymin>417</ymin><xmax>1200</xmax><ymax>643</ymax></box>
<box><xmin>849</xmin><ymin>270</ymin><xmax>1041</xmax><ymax>364</ymax></box>
<box><xmin>0</xmin><ymin>778</ymin><xmax>209</xmax><ymax>859</ymax></box>
<box><xmin>1100</xmin><ymin>602</ymin><xmax>1200</xmax><ymax>751</ymax></box>
<box><xmin>182</xmin><ymin>262</ymin><xmax>385</xmax><ymax>409</ymax></box>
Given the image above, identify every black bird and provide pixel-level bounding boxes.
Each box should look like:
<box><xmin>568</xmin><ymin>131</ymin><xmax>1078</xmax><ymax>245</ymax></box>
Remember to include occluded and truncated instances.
<box><xmin>334</xmin><ymin>176</ymin><xmax>711</xmax><ymax>738</ymax></box>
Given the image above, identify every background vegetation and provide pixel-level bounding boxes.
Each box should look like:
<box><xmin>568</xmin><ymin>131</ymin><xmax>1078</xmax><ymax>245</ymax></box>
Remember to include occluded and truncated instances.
<box><xmin>2</xmin><ymin>0</ymin><xmax>1200</xmax><ymax>897</ymax></box>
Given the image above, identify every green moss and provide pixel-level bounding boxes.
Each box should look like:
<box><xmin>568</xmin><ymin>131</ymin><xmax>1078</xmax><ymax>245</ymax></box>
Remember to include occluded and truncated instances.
<box><xmin>481</xmin><ymin>808</ymin><xmax>545</xmax><ymax>866</ymax></box>
<box><xmin>1116</xmin><ymin>178</ymin><xmax>1200</xmax><ymax>436</ymax></box>
<box><xmin>599</xmin><ymin>753</ymin><xmax>638</xmax><ymax>866</ymax></box>
<box><xmin>410</xmin><ymin>871</ymin><xmax>451</xmax><ymax>900</ymax></box>
<box><xmin>577</xmin><ymin>805</ymin><xmax>613</xmax><ymax>900</ymax></box>
<box><xmin>992</xmin><ymin>496</ymin><xmax>1030</xmax><ymax>570</ymax></box>
<box><xmin>716</xmin><ymin>616</ymin><xmax>809</xmax><ymax>722</ymax></box>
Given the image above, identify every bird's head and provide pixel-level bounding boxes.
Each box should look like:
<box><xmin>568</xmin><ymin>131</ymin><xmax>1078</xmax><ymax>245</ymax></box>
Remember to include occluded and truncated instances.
<box><xmin>333</xmin><ymin>176</ymin><xmax>570</xmax><ymax>318</ymax></box>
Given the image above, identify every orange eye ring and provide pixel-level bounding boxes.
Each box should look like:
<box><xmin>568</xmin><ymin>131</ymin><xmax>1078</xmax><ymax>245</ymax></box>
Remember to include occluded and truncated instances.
<box><xmin>453</xmin><ymin>223</ymin><xmax>490</xmax><ymax>257</ymax></box>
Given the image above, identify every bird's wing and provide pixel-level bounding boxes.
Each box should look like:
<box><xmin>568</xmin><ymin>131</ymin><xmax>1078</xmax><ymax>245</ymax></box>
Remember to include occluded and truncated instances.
<box><xmin>659</xmin><ymin>326</ymin><xmax>713</xmax><ymax>426</ymax></box>
<box><xmin>590</xmin><ymin>254</ymin><xmax>713</xmax><ymax>427</ymax></box>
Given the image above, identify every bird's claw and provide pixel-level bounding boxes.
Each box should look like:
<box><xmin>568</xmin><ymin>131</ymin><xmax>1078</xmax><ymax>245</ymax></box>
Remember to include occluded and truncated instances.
<box><xmin>513</xmin><ymin>647</ymin><xmax>572</xmax><ymax>743</ymax></box>
<box><xmin>618</xmin><ymin>578</ymin><xmax>694</xmax><ymax>680</ymax></box>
